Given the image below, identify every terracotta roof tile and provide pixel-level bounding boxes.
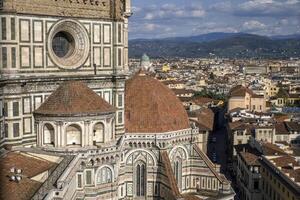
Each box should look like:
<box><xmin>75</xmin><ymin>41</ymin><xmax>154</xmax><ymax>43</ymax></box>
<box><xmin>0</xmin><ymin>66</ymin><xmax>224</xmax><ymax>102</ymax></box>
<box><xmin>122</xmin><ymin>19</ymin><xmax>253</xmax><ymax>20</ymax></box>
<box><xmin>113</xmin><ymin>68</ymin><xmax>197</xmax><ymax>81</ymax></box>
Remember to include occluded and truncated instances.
<box><xmin>189</xmin><ymin>108</ymin><xmax>214</xmax><ymax>131</ymax></box>
<box><xmin>34</xmin><ymin>81</ymin><xmax>115</xmax><ymax>117</ymax></box>
<box><xmin>262</xmin><ymin>143</ymin><xmax>287</xmax><ymax>156</ymax></box>
<box><xmin>125</xmin><ymin>73</ymin><xmax>190</xmax><ymax>133</ymax></box>
<box><xmin>275</xmin><ymin>122</ymin><xmax>290</xmax><ymax>135</ymax></box>
<box><xmin>0</xmin><ymin>152</ymin><xmax>57</xmax><ymax>200</ymax></box>
<box><xmin>240</xmin><ymin>152</ymin><xmax>260</xmax><ymax>166</ymax></box>
<box><xmin>229</xmin><ymin>85</ymin><xmax>254</xmax><ymax>97</ymax></box>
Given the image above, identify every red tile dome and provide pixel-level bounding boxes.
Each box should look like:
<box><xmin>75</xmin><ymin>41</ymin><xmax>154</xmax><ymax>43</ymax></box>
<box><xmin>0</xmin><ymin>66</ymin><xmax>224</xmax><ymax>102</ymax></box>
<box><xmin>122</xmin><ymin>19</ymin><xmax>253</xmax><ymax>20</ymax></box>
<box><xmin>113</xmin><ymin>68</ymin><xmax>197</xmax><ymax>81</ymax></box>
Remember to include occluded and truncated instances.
<box><xmin>125</xmin><ymin>73</ymin><xmax>190</xmax><ymax>133</ymax></box>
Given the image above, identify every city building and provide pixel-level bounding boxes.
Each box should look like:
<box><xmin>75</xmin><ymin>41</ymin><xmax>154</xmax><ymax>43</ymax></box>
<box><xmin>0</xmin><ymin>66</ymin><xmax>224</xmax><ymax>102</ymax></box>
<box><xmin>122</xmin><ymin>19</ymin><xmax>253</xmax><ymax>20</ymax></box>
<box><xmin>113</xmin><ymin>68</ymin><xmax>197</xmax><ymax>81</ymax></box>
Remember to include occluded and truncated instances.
<box><xmin>236</xmin><ymin>145</ymin><xmax>262</xmax><ymax>200</ymax></box>
<box><xmin>228</xmin><ymin>85</ymin><xmax>266</xmax><ymax>112</ymax></box>
<box><xmin>0</xmin><ymin>1</ymin><xmax>235</xmax><ymax>200</ymax></box>
<box><xmin>260</xmin><ymin>154</ymin><xmax>300</xmax><ymax>200</ymax></box>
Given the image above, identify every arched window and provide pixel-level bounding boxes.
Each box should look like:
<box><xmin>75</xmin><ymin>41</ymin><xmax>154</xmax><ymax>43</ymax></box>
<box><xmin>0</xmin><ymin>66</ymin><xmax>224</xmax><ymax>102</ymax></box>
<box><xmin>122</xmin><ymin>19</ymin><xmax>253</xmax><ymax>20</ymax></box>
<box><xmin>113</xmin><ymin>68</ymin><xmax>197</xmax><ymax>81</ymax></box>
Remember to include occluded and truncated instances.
<box><xmin>97</xmin><ymin>167</ymin><xmax>112</xmax><ymax>184</ymax></box>
<box><xmin>136</xmin><ymin>162</ymin><xmax>146</xmax><ymax>196</ymax></box>
<box><xmin>174</xmin><ymin>157</ymin><xmax>182</xmax><ymax>189</ymax></box>
<box><xmin>93</xmin><ymin>123</ymin><xmax>104</xmax><ymax>144</ymax></box>
<box><xmin>66</xmin><ymin>124</ymin><xmax>82</xmax><ymax>146</ymax></box>
<box><xmin>43</xmin><ymin>123</ymin><xmax>55</xmax><ymax>146</ymax></box>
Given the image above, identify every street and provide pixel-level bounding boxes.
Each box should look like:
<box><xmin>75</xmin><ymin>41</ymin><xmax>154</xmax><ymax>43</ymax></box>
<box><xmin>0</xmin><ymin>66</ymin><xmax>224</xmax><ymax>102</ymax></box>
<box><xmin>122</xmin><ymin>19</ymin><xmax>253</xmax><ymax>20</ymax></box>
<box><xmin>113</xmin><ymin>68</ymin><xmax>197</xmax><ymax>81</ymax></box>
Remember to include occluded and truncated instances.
<box><xmin>207</xmin><ymin>107</ymin><xmax>228</xmax><ymax>173</ymax></box>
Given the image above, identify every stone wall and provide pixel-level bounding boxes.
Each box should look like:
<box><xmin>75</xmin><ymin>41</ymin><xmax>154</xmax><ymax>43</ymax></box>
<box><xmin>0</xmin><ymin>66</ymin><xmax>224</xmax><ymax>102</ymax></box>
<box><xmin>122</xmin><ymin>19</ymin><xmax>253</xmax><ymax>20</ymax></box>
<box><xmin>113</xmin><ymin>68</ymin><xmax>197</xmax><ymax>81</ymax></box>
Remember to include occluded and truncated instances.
<box><xmin>1</xmin><ymin>0</ymin><xmax>125</xmax><ymax>19</ymax></box>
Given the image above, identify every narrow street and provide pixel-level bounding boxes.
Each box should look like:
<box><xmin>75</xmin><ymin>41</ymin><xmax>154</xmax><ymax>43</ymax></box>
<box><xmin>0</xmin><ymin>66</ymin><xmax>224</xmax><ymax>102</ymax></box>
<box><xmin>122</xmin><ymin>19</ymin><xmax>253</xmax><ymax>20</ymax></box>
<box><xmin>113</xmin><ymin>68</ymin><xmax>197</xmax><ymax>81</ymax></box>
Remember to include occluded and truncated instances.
<box><xmin>207</xmin><ymin>107</ymin><xmax>228</xmax><ymax>174</ymax></box>
<box><xmin>207</xmin><ymin>107</ymin><xmax>239</xmax><ymax>199</ymax></box>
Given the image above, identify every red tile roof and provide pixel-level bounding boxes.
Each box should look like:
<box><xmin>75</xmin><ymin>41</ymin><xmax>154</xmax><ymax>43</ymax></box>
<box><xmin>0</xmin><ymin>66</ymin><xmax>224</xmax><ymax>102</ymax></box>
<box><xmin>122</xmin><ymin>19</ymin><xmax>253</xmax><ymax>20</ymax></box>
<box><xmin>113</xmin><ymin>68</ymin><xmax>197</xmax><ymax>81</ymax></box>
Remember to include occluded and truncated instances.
<box><xmin>229</xmin><ymin>85</ymin><xmax>254</xmax><ymax>97</ymax></box>
<box><xmin>34</xmin><ymin>81</ymin><xmax>115</xmax><ymax>117</ymax></box>
<box><xmin>190</xmin><ymin>108</ymin><xmax>214</xmax><ymax>131</ymax></box>
<box><xmin>125</xmin><ymin>73</ymin><xmax>190</xmax><ymax>133</ymax></box>
<box><xmin>275</xmin><ymin>122</ymin><xmax>290</xmax><ymax>135</ymax></box>
<box><xmin>0</xmin><ymin>152</ymin><xmax>57</xmax><ymax>200</ymax></box>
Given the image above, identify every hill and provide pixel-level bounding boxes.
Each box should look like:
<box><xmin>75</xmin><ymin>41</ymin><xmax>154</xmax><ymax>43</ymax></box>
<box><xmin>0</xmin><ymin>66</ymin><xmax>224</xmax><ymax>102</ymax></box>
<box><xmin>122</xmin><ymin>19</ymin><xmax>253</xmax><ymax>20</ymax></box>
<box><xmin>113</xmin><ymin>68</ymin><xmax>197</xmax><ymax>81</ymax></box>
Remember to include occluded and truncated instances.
<box><xmin>129</xmin><ymin>33</ymin><xmax>300</xmax><ymax>59</ymax></box>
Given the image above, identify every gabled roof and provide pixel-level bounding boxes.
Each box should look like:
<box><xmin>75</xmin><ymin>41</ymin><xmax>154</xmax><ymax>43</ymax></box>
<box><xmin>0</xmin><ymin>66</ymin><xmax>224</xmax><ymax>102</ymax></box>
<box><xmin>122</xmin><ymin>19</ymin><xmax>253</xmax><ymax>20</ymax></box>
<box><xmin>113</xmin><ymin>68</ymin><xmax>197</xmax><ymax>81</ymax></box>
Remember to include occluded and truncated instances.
<box><xmin>34</xmin><ymin>81</ymin><xmax>116</xmax><ymax>117</ymax></box>
<box><xmin>275</xmin><ymin>122</ymin><xmax>290</xmax><ymax>135</ymax></box>
<box><xmin>229</xmin><ymin>85</ymin><xmax>254</xmax><ymax>97</ymax></box>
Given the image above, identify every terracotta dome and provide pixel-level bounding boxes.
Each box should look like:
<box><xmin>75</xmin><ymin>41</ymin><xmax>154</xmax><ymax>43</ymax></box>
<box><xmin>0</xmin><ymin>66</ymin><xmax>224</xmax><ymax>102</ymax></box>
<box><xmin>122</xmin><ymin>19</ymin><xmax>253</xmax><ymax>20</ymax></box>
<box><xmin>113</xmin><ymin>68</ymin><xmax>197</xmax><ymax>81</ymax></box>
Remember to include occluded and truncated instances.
<box><xmin>34</xmin><ymin>81</ymin><xmax>115</xmax><ymax>117</ymax></box>
<box><xmin>125</xmin><ymin>73</ymin><xmax>190</xmax><ymax>133</ymax></box>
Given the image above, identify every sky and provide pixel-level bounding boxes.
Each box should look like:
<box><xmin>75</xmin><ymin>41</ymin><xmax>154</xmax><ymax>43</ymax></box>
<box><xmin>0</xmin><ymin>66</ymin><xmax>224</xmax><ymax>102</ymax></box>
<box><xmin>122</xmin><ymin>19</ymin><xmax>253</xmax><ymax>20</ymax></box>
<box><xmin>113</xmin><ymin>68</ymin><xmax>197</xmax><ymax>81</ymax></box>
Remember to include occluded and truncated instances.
<box><xmin>129</xmin><ymin>0</ymin><xmax>300</xmax><ymax>39</ymax></box>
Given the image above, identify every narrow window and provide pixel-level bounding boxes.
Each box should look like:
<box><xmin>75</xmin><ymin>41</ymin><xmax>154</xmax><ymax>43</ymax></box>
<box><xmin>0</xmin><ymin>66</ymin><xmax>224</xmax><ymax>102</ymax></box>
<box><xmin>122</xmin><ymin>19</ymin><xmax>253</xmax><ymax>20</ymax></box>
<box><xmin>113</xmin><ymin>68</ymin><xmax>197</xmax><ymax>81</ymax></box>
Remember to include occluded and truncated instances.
<box><xmin>118</xmin><ymin>94</ymin><xmax>123</xmax><ymax>107</ymax></box>
<box><xmin>12</xmin><ymin>102</ymin><xmax>19</xmax><ymax>117</ymax></box>
<box><xmin>1</xmin><ymin>17</ymin><xmax>6</xmax><ymax>40</ymax></box>
<box><xmin>86</xmin><ymin>170</ymin><xmax>92</xmax><ymax>185</ymax></box>
<box><xmin>118</xmin><ymin>24</ymin><xmax>122</xmax><ymax>43</ymax></box>
<box><xmin>174</xmin><ymin>158</ymin><xmax>182</xmax><ymax>189</ymax></box>
<box><xmin>77</xmin><ymin>174</ymin><xmax>82</xmax><ymax>188</ymax></box>
<box><xmin>118</xmin><ymin>48</ymin><xmax>122</xmax><ymax>66</ymax></box>
<box><xmin>118</xmin><ymin>112</ymin><xmax>123</xmax><ymax>124</ymax></box>
<box><xmin>136</xmin><ymin>163</ymin><xmax>146</xmax><ymax>196</ymax></box>
<box><xmin>11</xmin><ymin>18</ymin><xmax>15</xmax><ymax>40</ymax></box>
<box><xmin>3</xmin><ymin>102</ymin><xmax>8</xmax><ymax>117</ymax></box>
<box><xmin>2</xmin><ymin>47</ymin><xmax>7</xmax><ymax>68</ymax></box>
<box><xmin>136</xmin><ymin>164</ymin><xmax>141</xmax><ymax>196</ymax></box>
<box><xmin>11</xmin><ymin>47</ymin><xmax>16</xmax><ymax>68</ymax></box>
<box><xmin>4</xmin><ymin>124</ymin><xmax>8</xmax><ymax>138</ymax></box>
<box><xmin>13</xmin><ymin>123</ymin><xmax>19</xmax><ymax>138</ymax></box>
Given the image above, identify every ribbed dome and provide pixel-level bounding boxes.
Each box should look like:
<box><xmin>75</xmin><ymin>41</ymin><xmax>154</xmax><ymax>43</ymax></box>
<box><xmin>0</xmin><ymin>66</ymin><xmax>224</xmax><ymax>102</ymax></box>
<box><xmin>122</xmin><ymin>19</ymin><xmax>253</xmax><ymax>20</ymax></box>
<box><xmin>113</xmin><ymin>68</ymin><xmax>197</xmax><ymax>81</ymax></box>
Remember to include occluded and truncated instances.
<box><xmin>125</xmin><ymin>73</ymin><xmax>190</xmax><ymax>133</ymax></box>
<box><xmin>34</xmin><ymin>81</ymin><xmax>115</xmax><ymax>117</ymax></box>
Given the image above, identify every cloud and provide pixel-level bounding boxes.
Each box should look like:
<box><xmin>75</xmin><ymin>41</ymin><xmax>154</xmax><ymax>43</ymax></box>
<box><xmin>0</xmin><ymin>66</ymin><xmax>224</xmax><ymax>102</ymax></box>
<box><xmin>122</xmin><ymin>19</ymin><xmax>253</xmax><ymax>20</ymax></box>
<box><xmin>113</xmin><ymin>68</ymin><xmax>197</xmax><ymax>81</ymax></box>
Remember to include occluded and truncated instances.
<box><xmin>129</xmin><ymin>0</ymin><xmax>300</xmax><ymax>39</ymax></box>
<box><xmin>242</xmin><ymin>20</ymin><xmax>266</xmax><ymax>32</ymax></box>
<box><xmin>235</xmin><ymin>0</ymin><xmax>300</xmax><ymax>17</ymax></box>
<box><xmin>141</xmin><ymin>4</ymin><xmax>206</xmax><ymax>20</ymax></box>
<box><xmin>209</xmin><ymin>1</ymin><xmax>233</xmax><ymax>13</ymax></box>
<box><xmin>192</xmin><ymin>22</ymin><xmax>238</xmax><ymax>35</ymax></box>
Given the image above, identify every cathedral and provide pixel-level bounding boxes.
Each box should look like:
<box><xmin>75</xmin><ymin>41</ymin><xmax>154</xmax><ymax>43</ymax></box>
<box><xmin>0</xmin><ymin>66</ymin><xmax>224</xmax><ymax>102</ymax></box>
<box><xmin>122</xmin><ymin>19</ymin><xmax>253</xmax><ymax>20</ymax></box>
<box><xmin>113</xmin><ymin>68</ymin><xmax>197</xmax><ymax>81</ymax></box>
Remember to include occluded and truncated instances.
<box><xmin>0</xmin><ymin>0</ymin><xmax>235</xmax><ymax>199</ymax></box>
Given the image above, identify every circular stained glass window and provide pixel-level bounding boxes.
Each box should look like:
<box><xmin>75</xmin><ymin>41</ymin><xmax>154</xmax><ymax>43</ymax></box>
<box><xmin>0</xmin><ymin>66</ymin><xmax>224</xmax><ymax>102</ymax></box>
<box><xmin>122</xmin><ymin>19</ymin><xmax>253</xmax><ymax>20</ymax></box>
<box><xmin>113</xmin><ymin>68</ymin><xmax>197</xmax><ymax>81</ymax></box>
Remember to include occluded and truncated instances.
<box><xmin>52</xmin><ymin>31</ymin><xmax>75</xmax><ymax>58</ymax></box>
<box><xmin>47</xmin><ymin>19</ymin><xmax>90</xmax><ymax>69</ymax></box>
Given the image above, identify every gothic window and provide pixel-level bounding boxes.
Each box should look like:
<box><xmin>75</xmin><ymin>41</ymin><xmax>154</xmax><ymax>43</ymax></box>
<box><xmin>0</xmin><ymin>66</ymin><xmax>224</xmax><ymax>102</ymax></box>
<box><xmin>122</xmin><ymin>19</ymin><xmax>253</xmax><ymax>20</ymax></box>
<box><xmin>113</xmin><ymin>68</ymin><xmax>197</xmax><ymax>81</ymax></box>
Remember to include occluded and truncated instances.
<box><xmin>174</xmin><ymin>157</ymin><xmax>182</xmax><ymax>189</ymax></box>
<box><xmin>97</xmin><ymin>167</ymin><xmax>112</xmax><ymax>184</ymax></box>
<box><xmin>136</xmin><ymin>162</ymin><xmax>146</xmax><ymax>196</ymax></box>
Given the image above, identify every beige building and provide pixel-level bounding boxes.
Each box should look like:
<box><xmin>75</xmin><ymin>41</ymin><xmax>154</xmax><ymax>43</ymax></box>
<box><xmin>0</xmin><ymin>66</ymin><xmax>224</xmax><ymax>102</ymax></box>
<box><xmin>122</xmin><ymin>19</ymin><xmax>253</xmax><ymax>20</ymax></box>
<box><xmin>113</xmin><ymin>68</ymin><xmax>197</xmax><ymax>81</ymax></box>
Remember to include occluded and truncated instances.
<box><xmin>228</xmin><ymin>85</ymin><xmax>266</xmax><ymax>112</ymax></box>
<box><xmin>260</xmin><ymin>155</ymin><xmax>300</xmax><ymax>200</ymax></box>
<box><xmin>236</xmin><ymin>145</ymin><xmax>262</xmax><ymax>200</ymax></box>
<box><xmin>0</xmin><ymin>1</ymin><xmax>235</xmax><ymax>200</ymax></box>
<box><xmin>264</xmin><ymin>79</ymin><xmax>279</xmax><ymax>98</ymax></box>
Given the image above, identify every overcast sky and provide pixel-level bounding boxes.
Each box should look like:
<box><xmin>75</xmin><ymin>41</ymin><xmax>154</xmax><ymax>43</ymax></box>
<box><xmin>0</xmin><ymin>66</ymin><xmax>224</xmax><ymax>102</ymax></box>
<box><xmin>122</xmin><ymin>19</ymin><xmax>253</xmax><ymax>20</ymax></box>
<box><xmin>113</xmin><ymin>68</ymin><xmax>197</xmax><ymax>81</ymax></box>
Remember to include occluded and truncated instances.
<box><xmin>129</xmin><ymin>0</ymin><xmax>300</xmax><ymax>39</ymax></box>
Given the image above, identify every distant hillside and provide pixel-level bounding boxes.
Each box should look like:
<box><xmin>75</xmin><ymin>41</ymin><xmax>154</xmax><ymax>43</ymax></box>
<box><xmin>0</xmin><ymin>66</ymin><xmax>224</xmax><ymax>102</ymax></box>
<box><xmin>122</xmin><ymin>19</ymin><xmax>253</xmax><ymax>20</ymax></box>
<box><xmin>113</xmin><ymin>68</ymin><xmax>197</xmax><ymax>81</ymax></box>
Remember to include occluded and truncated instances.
<box><xmin>129</xmin><ymin>33</ymin><xmax>300</xmax><ymax>59</ymax></box>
